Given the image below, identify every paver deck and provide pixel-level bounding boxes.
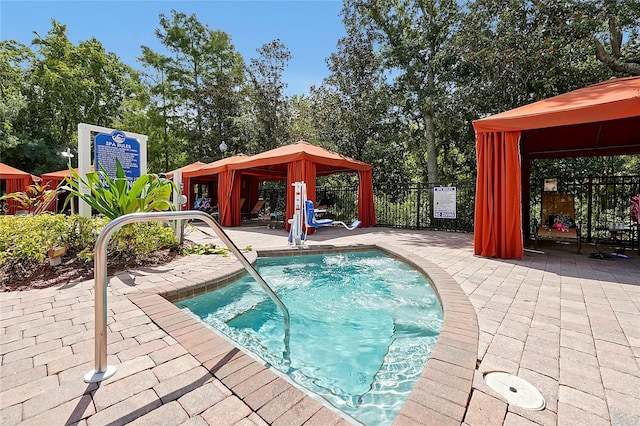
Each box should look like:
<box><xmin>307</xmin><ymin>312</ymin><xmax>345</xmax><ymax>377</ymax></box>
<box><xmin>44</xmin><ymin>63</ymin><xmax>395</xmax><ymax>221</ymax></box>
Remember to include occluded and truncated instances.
<box><xmin>1</xmin><ymin>225</ymin><xmax>638</xmax><ymax>425</ymax></box>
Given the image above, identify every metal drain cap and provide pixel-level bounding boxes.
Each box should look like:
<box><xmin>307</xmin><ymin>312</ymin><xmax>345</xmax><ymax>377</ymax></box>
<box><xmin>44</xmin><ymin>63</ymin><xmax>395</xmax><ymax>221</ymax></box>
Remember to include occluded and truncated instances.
<box><xmin>484</xmin><ymin>372</ymin><xmax>546</xmax><ymax>411</ymax></box>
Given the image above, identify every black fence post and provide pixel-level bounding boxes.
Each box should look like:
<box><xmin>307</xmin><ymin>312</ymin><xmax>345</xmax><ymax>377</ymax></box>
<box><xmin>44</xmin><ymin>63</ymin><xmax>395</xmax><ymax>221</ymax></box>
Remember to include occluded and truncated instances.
<box><xmin>587</xmin><ymin>176</ymin><xmax>593</xmax><ymax>242</ymax></box>
<box><xmin>416</xmin><ymin>182</ymin><xmax>421</xmax><ymax>229</ymax></box>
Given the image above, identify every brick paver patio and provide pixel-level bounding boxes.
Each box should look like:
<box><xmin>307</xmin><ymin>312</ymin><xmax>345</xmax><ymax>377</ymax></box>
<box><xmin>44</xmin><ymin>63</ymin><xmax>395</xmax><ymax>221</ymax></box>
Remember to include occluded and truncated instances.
<box><xmin>1</xmin><ymin>225</ymin><xmax>638</xmax><ymax>425</ymax></box>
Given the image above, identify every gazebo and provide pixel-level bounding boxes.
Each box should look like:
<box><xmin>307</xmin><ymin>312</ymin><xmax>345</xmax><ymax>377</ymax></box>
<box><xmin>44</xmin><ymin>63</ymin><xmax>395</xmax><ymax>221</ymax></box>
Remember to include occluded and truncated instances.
<box><xmin>40</xmin><ymin>168</ymin><xmax>77</xmax><ymax>212</ymax></box>
<box><xmin>182</xmin><ymin>142</ymin><xmax>376</xmax><ymax>228</ymax></box>
<box><xmin>473</xmin><ymin>76</ymin><xmax>640</xmax><ymax>259</ymax></box>
<box><xmin>0</xmin><ymin>163</ymin><xmax>39</xmax><ymax>214</ymax></box>
<box><xmin>181</xmin><ymin>155</ymin><xmax>250</xmax><ymax>224</ymax></box>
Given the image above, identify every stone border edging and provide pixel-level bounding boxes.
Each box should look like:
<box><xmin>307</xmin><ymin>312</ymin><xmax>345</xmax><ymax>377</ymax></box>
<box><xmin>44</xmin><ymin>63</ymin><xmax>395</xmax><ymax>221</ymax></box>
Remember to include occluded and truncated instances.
<box><xmin>128</xmin><ymin>244</ymin><xmax>479</xmax><ymax>425</ymax></box>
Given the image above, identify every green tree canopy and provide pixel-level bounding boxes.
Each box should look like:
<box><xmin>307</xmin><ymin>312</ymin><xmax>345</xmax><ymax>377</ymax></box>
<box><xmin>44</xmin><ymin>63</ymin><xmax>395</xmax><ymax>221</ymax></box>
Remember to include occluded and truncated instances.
<box><xmin>244</xmin><ymin>39</ymin><xmax>292</xmax><ymax>153</ymax></box>
<box><xmin>2</xmin><ymin>20</ymin><xmax>142</xmax><ymax>175</ymax></box>
<box><xmin>140</xmin><ymin>10</ymin><xmax>245</xmax><ymax>164</ymax></box>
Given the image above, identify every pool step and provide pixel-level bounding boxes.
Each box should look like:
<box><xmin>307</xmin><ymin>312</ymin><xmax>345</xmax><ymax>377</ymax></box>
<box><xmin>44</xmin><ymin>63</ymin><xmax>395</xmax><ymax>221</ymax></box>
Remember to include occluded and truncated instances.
<box><xmin>368</xmin><ymin>323</ymin><xmax>435</xmax><ymax>394</ymax></box>
<box><xmin>211</xmin><ymin>292</ymin><xmax>269</xmax><ymax>323</ymax></box>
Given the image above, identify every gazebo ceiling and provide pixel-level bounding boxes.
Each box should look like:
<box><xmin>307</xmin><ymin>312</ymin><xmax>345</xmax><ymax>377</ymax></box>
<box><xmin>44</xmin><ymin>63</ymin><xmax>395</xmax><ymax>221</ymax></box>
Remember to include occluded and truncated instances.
<box><xmin>474</xmin><ymin>76</ymin><xmax>640</xmax><ymax>159</ymax></box>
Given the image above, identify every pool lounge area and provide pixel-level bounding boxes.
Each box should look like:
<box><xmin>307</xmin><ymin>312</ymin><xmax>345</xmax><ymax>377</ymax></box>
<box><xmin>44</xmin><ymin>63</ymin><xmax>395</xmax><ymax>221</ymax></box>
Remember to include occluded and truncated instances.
<box><xmin>1</xmin><ymin>226</ymin><xmax>639</xmax><ymax>425</ymax></box>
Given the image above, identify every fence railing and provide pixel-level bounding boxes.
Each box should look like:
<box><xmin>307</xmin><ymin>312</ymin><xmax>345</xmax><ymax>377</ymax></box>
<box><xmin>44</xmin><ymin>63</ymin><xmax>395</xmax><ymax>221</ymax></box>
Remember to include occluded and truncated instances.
<box><xmin>260</xmin><ymin>181</ymin><xmax>477</xmax><ymax>232</ymax></box>
<box><xmin>529</xmin><ymin>175</ymin><xmax>640</xmax><ymax>242</ymax></box>
<box><xmin>257</xmin><ymin>176</ymin><xmax>639</xmax><ymax>242</ymax></box>
<box><xmin>372</xmin><ymin>182</ymin><xmax>476</xmax><ymax>232</ymax></box>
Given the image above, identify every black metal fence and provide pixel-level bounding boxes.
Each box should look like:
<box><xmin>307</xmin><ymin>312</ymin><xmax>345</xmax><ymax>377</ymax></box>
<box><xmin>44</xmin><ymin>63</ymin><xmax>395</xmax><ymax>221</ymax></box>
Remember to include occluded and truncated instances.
<box><xmin>257</xmin><ymin>176</ymin><xmax>639</xmax><ymax>241</ymax></box>
<box><xmin>259</xmin><ymin>181</ymin><xmax>477</xmax><ymax>232</ymax></box>
<box><xmin>529</xmin><ymin>175</ymin><xmax>640</xmax><ymax>242</ymax></box>
<box><xmin>372</xmin><ymin>182</ymin><xmax>476</xmax><ymax>232</ymax></box>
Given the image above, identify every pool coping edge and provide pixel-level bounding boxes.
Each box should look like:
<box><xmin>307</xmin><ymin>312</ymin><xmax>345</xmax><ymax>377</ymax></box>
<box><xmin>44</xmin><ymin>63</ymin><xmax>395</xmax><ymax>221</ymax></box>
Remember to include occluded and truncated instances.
<box><xmin>127</xmin><ymin>243</ymin><xmax>478</xmax><ymax>425</ymax></box>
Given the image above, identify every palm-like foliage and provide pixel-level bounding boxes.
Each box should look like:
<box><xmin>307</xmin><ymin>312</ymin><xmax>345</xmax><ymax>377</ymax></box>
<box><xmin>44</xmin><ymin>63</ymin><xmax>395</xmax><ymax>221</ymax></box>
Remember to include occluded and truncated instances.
<box><xmin>0</xmin><ymin>182</ymin><xmax>60</xmax><ymax>214</ymax></box>
<box><xmin>60</xmin><ymin>160</ymin><xmax>176</xmax><ymax>220</ymax></box>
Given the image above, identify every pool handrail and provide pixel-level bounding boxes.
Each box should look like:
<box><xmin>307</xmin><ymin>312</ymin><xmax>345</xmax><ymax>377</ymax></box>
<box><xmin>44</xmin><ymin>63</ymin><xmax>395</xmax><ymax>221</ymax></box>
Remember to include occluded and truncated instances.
<box><xmin>84</xmin><ymin>210</ymin><xmax>291</xmax><ymax>383</ymax></box>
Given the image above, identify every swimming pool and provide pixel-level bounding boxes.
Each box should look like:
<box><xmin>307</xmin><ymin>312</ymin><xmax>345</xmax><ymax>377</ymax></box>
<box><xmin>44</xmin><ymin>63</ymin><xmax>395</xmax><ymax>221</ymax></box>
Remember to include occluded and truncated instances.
<box><xmin>177</xmin><ymin>250</ymin><xmax>443</xmax><ymax>425</ymax></box>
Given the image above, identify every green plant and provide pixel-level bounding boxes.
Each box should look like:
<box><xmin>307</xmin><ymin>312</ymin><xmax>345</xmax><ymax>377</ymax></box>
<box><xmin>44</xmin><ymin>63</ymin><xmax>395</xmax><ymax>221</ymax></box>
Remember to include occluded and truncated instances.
<box><xmin>179</xmin><ymin>243</ymin><xmax>230</xmax><ymax>256</ymax></box>
<box><xmin>178</xmin><ymin>244</ymin><xmax>253</xmax><ymax>256</ymax></box>
<box><xmin>0</xmin><ymin>215</ymin><xmax>179</xmax><ymax>285</ymax></box>
<box><xmin>60</xmin><ymin>160</ymin><xmax>176</xmax><ymax>220</ymax></box>
<box><xmin>107</xmin><ymin>223</ymin><xmax>179</xmax><ymax>263</ymax></box>
<box><xmin>0</xmin><ymin>182</ymin><xmax>59</xmax><ymax>214</ymax></box>
<box><xmin>0</xmin><ymin>214</ymin><xmax>72</xmax><ymax>280</ymax></box>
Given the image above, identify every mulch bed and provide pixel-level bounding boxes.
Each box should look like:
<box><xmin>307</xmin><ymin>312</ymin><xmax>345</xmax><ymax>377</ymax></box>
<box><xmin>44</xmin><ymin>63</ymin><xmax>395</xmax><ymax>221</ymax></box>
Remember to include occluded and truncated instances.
<box><xmin>0</xmin><ymin>248</ymin><xmax>179</xmax><ymax>292</ymax></box>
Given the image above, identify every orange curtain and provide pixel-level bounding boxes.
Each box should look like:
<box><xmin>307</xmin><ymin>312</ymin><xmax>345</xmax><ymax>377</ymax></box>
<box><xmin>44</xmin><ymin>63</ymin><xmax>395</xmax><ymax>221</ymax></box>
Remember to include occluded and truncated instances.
<box><xmin>218</xmin><ymin>170</ymin><xmax>236</xmax><ymax>226</ymax></box>
<box><xmin>228</xmin><ymin>172</ymin><xmax>243</xmax><ymax>226</ymax></box>
<box><xmin>40</xmin><ymin>176</ymin><xmax>63</xmax><ymax>212</ymax></box>
<box><xmin>285</xmin><ymin>160</ymin><xmax>316</xmax><ymax>231</ymax></box>
<box><xmin>357</xmin><ymin>170</ymin><xmax>376</xmax><ymax>227</ymax></box>
<box><xmin>3</xmin><ymin>176</ymin><xmax>32</xmax><ymax>214</ymax></box>
<box><xmin>474</xmin><ymin>131</ymin><xmax>523</xmax><ymax>259</ymax></box>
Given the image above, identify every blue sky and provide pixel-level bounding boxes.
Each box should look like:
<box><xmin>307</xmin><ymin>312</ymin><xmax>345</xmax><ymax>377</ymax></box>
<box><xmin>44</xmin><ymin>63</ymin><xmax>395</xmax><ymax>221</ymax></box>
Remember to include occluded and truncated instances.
<box><xmin>0</xmin><ymin>0</ymin><xmax>346</xmax><ymax>95</ymax></box>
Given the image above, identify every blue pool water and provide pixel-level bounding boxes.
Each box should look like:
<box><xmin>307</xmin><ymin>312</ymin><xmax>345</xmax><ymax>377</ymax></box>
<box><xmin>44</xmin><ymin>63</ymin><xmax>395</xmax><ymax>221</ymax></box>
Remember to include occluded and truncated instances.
<box><xmin>176</xmin><ymin>251</ymin><xmax>443</xmax><ymax>425</ymax></box>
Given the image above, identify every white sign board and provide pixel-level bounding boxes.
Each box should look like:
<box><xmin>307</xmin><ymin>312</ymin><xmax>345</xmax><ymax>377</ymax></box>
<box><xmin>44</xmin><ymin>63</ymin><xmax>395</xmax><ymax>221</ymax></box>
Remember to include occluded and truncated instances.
<box><xmin>433</xmin><ymin>186</ymin><xmax>456</xmax><ymax>219</ymax></box>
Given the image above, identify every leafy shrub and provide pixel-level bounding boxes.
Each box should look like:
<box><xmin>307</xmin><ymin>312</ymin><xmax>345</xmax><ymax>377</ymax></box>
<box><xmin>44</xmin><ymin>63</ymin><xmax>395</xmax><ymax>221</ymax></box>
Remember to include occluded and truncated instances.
<box><xmin>0</xmin><ymin>182</ymin><xmax>60</xmax><ymax>214</ymax></box>
<box><xmin>0</xmin><ymin>213</ymin><xmax>71</xmax><ymax>266</ymax></box>
<box><xmin>60</xmin><ymin>160</ymin><xmax>176</xmax><ymax>220</ymax></box>
<box><xmin>179</xmin><ymin>243</ymin><xmax>230</xmax><ymax>256</ymax></box>
<box><xmin>107</xmin><ymin>223</ymin><xmax>179</xmax><ymax>263</ymax></box>
<box><xmin>0</xmin><ymin>214</ymin><xmax>179</xmax><ymax>283</ymax></box>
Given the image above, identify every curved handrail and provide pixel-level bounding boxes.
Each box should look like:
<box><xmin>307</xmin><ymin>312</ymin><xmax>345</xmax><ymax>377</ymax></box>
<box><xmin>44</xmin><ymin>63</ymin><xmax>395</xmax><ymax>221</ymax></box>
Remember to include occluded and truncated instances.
<box><xmin>85</xmin><ymin>210</ymin><xmax>291</xmax><ymax>383</ymax></box>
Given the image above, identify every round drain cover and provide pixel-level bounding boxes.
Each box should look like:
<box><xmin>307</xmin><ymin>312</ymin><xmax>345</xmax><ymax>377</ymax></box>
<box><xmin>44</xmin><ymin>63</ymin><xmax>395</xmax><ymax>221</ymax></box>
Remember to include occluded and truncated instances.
<box><xmin>484</xmin><ymin>372</ymin><xmax>546</xmax><ymax>411</ymax></box>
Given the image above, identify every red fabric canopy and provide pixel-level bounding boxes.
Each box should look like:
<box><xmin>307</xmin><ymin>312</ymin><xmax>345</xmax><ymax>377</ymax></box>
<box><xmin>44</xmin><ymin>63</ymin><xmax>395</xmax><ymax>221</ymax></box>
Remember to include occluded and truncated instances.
<box><xmin>0</xmin><ymin>163</ymin><xmax>38</xmax><ymax>214</ymax></box>
<box><xmin>41</xmin><ymin>168</ymin><xmax>77</xmax><ymax>186</ymax></box>
<box><xmin>40</xmin><ymin>168</ymin><xmax>79</xmax><ymax>212</ymax></box>
<box><xmin>165</xmin><ymin>161</ymin><xmax>205</xmax><ymax>179</ymax></box>
<box><xmin>225</xmin><ymin>142</ymin><xmax>375</xmax><ymax>229</ymax></box>
<box><xmin>181</xmin><ymin>142</ymin><xmax>375</xmax><ymax>228</ymax></box>
<box><xmin>181</xmin><ymin>155</ymin><xmax>250</xmax><ymax>224</ymax></box>
<box><xmin>472</xmin><ymin>77</ymin><xmax>640</xmax><ymax>259</ymax></box>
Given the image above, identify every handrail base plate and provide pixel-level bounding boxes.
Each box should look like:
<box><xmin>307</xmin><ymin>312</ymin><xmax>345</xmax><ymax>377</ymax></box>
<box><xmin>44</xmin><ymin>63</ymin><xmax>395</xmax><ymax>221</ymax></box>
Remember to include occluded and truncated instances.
<box><xmin>84</xmin><ymin>365</ymin><xmax>117</xmax><ymax>383</ymax></box>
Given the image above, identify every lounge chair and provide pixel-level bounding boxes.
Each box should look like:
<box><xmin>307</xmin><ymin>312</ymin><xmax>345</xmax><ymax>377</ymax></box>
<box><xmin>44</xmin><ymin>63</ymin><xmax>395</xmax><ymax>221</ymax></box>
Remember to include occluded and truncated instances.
<box><xmin>303</xmin><ymin>200</ymin><xmax>360</xmax><ymax>240</ymax></box>
<box><xmin>243</xmin><ymin>199</ymin><xmax>266</xmax><ymax>220</ymax></box>
<box><xmin>534</xmin><ymin>193</ymin><xmax>581</xmax><ymax>253</ymax></box>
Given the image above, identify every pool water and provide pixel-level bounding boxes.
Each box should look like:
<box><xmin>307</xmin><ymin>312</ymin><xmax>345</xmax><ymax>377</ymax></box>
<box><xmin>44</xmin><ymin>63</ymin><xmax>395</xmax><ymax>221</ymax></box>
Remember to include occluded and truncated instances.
<box><xmin>177</xmin><ymin>251</ymin><xmax>443</xmax><ymax>425</ymax></box>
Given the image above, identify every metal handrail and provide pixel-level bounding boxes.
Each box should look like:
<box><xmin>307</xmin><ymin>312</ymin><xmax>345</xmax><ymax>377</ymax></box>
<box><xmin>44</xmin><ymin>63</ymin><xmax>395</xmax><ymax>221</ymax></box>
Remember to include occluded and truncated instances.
<box><xmin>84</xmin><ymin>210</ymin><xmax>291</xmax><ymax>383</ymax></box>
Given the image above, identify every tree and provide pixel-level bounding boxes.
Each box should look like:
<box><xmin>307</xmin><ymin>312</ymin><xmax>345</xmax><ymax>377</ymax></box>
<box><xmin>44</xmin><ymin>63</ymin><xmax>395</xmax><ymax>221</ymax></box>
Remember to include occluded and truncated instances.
<box><xmin>245</xmin><ymin>40</ymin><xmax>292</xmax><ymax>153</ymax></box>
<box><xmin>135</xmin><ymin>48</ymin><xmax>185</xmax><ymax>172</ymax></box>
<box><xmin>309</xmin><ymin>25</ymin><xmax>410</xmax><ymax>186</ymax></box>
<box><xmin>140</xmin><ymin>10</ymin><xmax>245</xmax><ymax>163</ymax></box>
<box><xmin>530</xmin><ymin>0</ymin><xmax>640</xmax><ymax>76</ymax></box>
<box><xmin>452</xmin><ymin>0</ymin><xmax>627</xmax><ymax>184</ymax></box>
<box><xmin>0</xmin><ymin>41</ymin><xmax>31</xmax><ymax>155</ymax></box>
<box><xmin>3</xmin><ymin>21</ymin><xmax>142</xmax><ymax>175</ymax></box>
<box><xmin>288</xmin><ymin>94</ymin><xmax>321</xmax><ymax>144</ymax></box>
<box><xmin>30</xmin><ymin>21</ymin><xmax>140</xmax><ymax>144</ymax></box>
<box><xmin>345</xmin><ymin>0</ymin><xmax>461</xmax><ymax>183</ymax></box>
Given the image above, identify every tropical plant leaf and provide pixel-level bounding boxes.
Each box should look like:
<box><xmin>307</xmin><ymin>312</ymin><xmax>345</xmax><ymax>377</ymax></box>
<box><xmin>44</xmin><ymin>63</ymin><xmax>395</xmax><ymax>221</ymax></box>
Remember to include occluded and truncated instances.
<box><xmin>60</xmin><ymin>163</ymin><xmax>176</xmax><ymax>220</ymax></box>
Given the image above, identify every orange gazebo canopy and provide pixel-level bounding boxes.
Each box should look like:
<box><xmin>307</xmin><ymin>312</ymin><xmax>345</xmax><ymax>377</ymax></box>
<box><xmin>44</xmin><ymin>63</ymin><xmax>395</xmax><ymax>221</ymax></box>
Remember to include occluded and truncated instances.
<box><xmin>472</xmin><ymin>76</ymin><xmax>640</xmax><ymax>260</ymax></box>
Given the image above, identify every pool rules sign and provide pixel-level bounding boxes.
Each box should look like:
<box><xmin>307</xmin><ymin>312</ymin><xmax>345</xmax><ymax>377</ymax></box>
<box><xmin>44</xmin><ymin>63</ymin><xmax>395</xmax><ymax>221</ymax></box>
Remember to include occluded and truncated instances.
<box><xmin>433</xmin><ymin>186</ymin><xmax>457</xmax><ymax>219</ymax></box>
<box><xmin>78</xmin><ymin>123</ymin><xmax>148</xmax><ymax>217</ymax></box>
<box><xmin>94</xmin><ymin>130</ymin><xmax>141</xmax><ymax>184</ymax></box>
